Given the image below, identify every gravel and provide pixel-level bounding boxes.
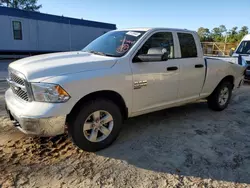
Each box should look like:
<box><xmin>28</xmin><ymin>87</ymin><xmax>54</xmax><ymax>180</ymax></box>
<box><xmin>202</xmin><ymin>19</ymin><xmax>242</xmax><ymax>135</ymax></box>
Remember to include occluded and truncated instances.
<box><xmin>1</xmin><ymin>81</ymin><xmax>250</xmax><ymax>188</ymax></box>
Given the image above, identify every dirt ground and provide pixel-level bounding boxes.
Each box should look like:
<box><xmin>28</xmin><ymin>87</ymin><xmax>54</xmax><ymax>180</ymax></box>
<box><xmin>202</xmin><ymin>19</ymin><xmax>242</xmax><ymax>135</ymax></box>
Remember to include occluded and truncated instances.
<box><xmin>1</xmin><ymin>81</ymin><xmax>250</xmax><ymax>188</ymax></box>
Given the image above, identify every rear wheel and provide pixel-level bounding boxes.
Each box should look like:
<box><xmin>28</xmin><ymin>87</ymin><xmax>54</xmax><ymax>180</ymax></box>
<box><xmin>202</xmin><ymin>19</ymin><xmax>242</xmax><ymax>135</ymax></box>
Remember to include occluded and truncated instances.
<box><xmin>207</xmin><ymin>81</ymin><xmax>233</xmax><ymax>111</ymax></box>
<box><xmin>68</xmin><ymin>99</ymin><xmax>122</xmax><ymax>152</ymax></box>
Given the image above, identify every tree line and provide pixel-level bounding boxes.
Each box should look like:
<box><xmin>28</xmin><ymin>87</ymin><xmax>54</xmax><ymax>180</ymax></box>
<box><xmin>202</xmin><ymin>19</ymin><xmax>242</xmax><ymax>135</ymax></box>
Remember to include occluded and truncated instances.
<box><xmin>0</xmin><ymin>0</ymin><xmax>41</xmax><ymax>11</ymax></box>
<box><xmin>198</xmin><ymin>25</ymin><xmax>249</xmax><ymax>43</ymax></box>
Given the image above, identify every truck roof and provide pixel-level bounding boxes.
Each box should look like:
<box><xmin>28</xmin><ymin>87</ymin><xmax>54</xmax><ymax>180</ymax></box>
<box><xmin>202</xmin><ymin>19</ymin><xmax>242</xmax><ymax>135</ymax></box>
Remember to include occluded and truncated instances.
<box><xmin>117</xmin><ymin>27</ymin><xmax>195</xmax><ymax>33</ymax></box>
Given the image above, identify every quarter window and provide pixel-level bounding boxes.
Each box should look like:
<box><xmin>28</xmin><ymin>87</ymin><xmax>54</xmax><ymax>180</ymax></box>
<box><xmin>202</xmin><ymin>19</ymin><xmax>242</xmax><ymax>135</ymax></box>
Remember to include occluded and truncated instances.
<box><xmin>12</xmin><ymin>21</ymin><xmax>22</xmax><ymax>40</ymax></box>
<box><xmin>136</xmin><ymin>32</ymin><xmax>175</xmax><ymax>60</ymax></box>
<box><xmin>178</xmin><ymin>33</ymin><xmax>197</xmax><ymax>58</ymax></box>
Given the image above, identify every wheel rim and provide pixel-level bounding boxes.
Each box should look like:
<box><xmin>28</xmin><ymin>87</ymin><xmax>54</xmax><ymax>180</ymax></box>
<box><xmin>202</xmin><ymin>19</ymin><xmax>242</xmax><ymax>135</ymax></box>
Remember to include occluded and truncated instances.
<box><xmin>218</xmin><ymin>87</ymin><xmax>229</xmax><ymax>106</ymax></box>
<box><xmin>83</xmin><ymin>110</ymin><xmax>114</xmax><ymax>143</ymax></box>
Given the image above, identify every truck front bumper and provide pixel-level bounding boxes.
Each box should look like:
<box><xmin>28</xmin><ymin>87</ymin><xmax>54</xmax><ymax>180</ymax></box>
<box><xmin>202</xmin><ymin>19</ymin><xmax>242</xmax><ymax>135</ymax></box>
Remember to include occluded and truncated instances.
<box><xmin>5</xmin><ymin>88</ymin><xmax>66</xmax><ymax>136</ymax></box>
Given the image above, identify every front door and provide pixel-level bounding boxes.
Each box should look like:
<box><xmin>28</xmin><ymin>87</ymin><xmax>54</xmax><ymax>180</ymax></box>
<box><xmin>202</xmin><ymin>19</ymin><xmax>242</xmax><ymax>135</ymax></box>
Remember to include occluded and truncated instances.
<box><xmin>130</xmin><ymin>31</ymin><xmax>180</xmax><ymax>113</ymax></box>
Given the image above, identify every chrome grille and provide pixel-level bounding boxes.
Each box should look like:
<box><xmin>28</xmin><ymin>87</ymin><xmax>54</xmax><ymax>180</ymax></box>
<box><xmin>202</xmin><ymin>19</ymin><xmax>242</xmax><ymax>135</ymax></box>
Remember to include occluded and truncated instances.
<box><xmin>10</xmin><ymin>84</ymin><xmax>29</xmax><ymax>101</ymax></box>
<box><xmin>8</xmin><ymin>69</ymin><xmax>29</xmax><ymax>102</ymax></box>
<box><xmin>10</xmin><ymin>72</ymin><xmax>25</xmax><ymax>86</ymax></box>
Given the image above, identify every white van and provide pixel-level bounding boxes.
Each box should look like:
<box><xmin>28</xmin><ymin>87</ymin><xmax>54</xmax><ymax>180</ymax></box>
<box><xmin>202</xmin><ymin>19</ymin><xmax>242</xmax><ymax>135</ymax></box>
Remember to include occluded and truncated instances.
<box><xmin>233</xmin><ymin>34</ymin><xmax>250</xmax><ymax>57</ymax></box>
<box><xmin>232</xmin><ymin>34</ymin><xmax>250</xmax><ymax>79</ymax></box>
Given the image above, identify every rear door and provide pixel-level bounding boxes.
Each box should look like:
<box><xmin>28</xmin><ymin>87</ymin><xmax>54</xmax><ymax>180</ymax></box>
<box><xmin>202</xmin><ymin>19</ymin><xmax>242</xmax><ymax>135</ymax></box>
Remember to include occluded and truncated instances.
<box><xmin>177</xmin><ymin>32</ymin><xmax>206</xmax><ymax>100</ymax></box>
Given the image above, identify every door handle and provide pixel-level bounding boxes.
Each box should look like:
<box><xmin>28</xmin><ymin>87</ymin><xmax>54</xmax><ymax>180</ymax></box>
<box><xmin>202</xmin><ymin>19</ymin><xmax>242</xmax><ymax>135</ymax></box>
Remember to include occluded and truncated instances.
<box><xmin>195</xmin><ymin>64</ymin><xmax>204</xmax><ymax>68</ymax></box>
<box><xmin>167</xmin><ymin>66</ymin><xmax>178</xmax><ymax>71</ymax></box>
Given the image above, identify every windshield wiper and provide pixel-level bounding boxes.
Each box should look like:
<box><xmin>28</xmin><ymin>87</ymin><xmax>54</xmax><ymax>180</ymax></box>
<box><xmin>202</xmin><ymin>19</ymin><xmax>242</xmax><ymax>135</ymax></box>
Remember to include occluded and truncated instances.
<box><xmin>87</xmin><ymin>50</ymin><xmax>106</xmax><ymax>56</ymax></box>
<box><xmin>85</xmin><ymin>50</ymin><xmax>118</xmax><ymax>57</ymax></box>
<box><xmin>104</xmin><ymin>53</ymin><xmax>120</xmax><ymax>57</ymax></box>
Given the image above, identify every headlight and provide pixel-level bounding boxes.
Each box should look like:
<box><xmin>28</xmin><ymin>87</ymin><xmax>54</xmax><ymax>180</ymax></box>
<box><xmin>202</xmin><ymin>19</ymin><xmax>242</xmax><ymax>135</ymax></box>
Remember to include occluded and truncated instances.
<box><xmin>31</xmin><ymin>83</ymin><xmax>70</xmax><ymax>103</ymax></box>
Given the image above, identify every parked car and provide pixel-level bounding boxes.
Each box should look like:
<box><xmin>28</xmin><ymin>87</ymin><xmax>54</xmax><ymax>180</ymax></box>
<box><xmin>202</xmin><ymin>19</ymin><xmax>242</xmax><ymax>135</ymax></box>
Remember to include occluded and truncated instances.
<box><xmin>5</xmin><ymin>28</ymin><xmax>245</xmax><ymax>151</ymax></box>
<box><xmin>230</xmin><ymin>34</ymin><xmax>250</xmax><ymax>80</ymax></box>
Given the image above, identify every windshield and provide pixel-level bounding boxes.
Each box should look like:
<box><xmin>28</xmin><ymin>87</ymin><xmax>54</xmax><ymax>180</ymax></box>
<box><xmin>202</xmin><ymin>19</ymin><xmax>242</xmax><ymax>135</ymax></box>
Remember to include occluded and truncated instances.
<box><xmin>82</xmin><ymin>30</ymin><xmax>146</xmax><ymax>57</ymax></box>
<box><xmin>236</xmin><ymin>41</ymin><xmax>250</xmax><ymax>55</ymax></box>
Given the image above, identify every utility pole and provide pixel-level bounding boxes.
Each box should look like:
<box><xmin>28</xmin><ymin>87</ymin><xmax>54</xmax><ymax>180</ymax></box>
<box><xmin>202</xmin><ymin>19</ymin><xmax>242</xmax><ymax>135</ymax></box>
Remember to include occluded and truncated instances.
<box><xmin>224</xmin><ymin>34</ymin><xmax>228</xmax><ymax>56</ymax></box>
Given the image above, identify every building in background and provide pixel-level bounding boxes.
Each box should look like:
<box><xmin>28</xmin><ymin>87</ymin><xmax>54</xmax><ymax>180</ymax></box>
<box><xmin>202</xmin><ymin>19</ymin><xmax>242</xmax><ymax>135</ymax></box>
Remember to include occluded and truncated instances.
<box><xmin>0</xmin><ymin>6</ymin><xmax>116</xmax><ymax>57</ymax></box>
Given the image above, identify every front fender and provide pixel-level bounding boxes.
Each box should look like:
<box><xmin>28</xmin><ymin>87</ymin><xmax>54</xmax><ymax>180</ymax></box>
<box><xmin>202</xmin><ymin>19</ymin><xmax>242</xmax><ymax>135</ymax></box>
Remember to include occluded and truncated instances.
<box><xmin>43</xmin><ymin>66</ymin><xmax>133</xmax><ymax>117</ymax></box>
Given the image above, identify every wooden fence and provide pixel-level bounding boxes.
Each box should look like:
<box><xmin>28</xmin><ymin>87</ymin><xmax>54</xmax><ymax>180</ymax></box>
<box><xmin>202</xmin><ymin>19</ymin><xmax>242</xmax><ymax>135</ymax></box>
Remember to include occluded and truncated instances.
<box><xmin>201</xmin><ymin>42</ymin><xmax>239</xmax><ymax>56</ymax></box>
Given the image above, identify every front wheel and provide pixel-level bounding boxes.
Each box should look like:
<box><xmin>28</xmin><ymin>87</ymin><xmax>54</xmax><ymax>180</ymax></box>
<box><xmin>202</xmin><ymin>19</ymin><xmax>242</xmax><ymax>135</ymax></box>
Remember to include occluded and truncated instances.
<box><xmin>207</xmin><ymin>81</ymin><xmax>233</xmax><ymax>111</ymax></box>
<box><xmin>68</xmin><ymin>99</ymin><xmax>122</xmax><ymax>152</ymax></box>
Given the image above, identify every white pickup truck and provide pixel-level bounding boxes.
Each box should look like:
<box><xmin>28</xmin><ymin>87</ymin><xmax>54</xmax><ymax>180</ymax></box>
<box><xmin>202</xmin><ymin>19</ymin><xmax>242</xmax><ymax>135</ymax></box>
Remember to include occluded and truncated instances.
<box><xmin>5</xmin><ymin>28</ymin><xmax>245</xmax><ymax>151</ymax></box>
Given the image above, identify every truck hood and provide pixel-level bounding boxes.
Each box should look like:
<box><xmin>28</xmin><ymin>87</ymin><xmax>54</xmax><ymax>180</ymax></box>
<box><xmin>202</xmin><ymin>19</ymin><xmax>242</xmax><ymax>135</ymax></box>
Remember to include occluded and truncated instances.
<box><xmin>9</xmin><ymin>51</ymin><xmax>118</xmax><ymax>81</ymax></box>
<box><xmin>232</xmin><ymin>53</ymin><xmax>250</xmax><ymax>58</ymax></box>
<box><xmin>243</xmin><ymin>56</ymin><xmax>250</xmax><ymax>62</ymax></box>
<box><xmin>232</xmin><ymin>54</ymin><xmax>250</xmax><ymax>64</ymax></box>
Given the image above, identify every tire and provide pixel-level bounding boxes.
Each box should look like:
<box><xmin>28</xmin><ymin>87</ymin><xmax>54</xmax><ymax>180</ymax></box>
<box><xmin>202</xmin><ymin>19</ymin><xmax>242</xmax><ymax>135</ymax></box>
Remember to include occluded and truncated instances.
<box><xmin>207</xmin><ymin>81</ymin><xmax>233</xmax><ymax>111</ymax></box>
<box><xmin>68</xmin><ymin>99</ymin><xmax>122</xmax><ymax>152</ymax></box>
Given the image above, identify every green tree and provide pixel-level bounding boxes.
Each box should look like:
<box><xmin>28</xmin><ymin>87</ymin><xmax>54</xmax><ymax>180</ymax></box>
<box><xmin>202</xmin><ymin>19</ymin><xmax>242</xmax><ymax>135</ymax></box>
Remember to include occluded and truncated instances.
<box><xmin>197</xmin><ymin>25</ymin><xmax>248</xmax><ymax>43</ymax></box>
<box><xmin>227</xmin><ymin>27</ymin><xmax>238</xmax><ymax>43</ymax></box>
<box><xmin>240</xmin><ymin>26</ymin><xmax>249</xmax><ymax>35</ymax></box>
<box><xmin>197</xmin><ymin>27</ymin><xmax>212</xmax><ymax>42</ymax></box>
<box><xmin>231</xmin><ymin>27</ymin><xmax>238</xmax><ymax>35</ymax></box>
<box><xmin>211</xmin><ymin>25</ymin><xmax>227</xmax><ymax>42</ymax></box>
<box><xmin>0</xmin><ymin>0</ymin><xmax>42</xmax><ymax>11</ymax></box>
<box><xmin>238</xmin><ymin>26</ymin><xmax>249</xmax><ymax>41</ymax></box>
<box><xmin>219</xmin><ymin>25</ymin><xmax>227</xmax><ymax>34</ymax></box>
<box><xmin>211</xmin><ymin>27</ymin><xmax>222</xmax><ymax>42</ymax></box>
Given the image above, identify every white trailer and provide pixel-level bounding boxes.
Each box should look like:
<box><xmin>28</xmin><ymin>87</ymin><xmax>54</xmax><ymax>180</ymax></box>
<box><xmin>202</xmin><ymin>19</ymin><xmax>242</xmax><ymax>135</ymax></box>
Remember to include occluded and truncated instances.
<box><xmin>0</xmin><ymin>7</ymin><xmax>116</xmax><ymax>56</ymax></box>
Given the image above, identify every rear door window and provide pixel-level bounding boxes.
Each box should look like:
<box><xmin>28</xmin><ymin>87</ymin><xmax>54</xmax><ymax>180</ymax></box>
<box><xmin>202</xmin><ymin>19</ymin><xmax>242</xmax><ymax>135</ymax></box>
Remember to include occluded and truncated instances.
<box><xmin>178</xmin><ymin>33</ymin><xmax>197</xmax><ymax>58</ymax></box>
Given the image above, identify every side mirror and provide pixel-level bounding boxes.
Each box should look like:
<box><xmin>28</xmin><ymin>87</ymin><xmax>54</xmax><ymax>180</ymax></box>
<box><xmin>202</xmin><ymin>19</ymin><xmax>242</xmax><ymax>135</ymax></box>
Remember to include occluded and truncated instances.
<box><xmin>135</xmin><ymin>47</ymin><xmax>169</xmax><ymax>62</ymax></box>
<box><xmin>137</xmin><ymin>54</ymin><xmax>168</xmax><ymax>62</ymax></box>
<box><xmin>229</xmin><ymin>48</ymin><xmax>235</xmax><ymax>57</ymax></box>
